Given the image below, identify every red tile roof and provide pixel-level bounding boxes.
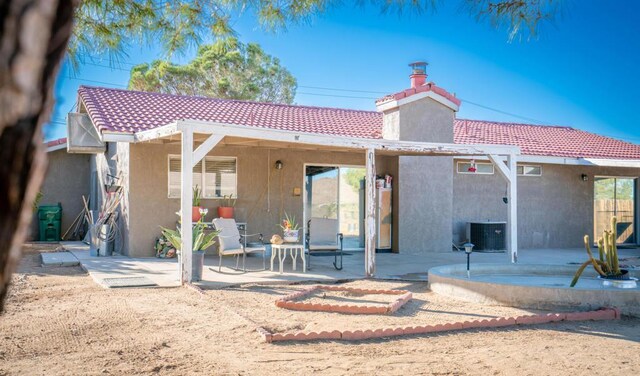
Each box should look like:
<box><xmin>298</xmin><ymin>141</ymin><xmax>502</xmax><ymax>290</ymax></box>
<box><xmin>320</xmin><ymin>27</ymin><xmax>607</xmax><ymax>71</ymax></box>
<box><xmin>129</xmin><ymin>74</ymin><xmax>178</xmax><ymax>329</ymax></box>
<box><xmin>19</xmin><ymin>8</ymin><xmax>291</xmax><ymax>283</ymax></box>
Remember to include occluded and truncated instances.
<box><xmin>78</xmin><ymin>86</ymin><xmax>382</xmax><ymax>139</ymax></box>
<box><xmin>376</xmin><ymin>82</ymin><xmax>461</xmax><ymax>107</ymax></box>
<box><xmin>46</xmin><ymin>137</ymin><xmax>67</xmax><ymax>147</ymax></box>
<box><xmin>77</xmin><ymin>86</ymin><xmax>640</xmax><ymax>160</ymax></box>
<box><xmin>454</xmin><ymin>119</ymin><xmax>640</xmax><ymax>160</ymax></box>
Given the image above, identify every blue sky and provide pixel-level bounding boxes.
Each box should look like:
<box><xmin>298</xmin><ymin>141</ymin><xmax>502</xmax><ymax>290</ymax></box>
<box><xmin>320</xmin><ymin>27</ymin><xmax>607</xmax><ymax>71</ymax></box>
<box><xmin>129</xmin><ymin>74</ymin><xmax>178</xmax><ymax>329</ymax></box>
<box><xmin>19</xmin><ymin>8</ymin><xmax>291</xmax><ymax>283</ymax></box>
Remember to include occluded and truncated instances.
<box><xmin>46</xmin><ymin>1</ymin><xmax>640</xmax><ymax>143</ymax></box>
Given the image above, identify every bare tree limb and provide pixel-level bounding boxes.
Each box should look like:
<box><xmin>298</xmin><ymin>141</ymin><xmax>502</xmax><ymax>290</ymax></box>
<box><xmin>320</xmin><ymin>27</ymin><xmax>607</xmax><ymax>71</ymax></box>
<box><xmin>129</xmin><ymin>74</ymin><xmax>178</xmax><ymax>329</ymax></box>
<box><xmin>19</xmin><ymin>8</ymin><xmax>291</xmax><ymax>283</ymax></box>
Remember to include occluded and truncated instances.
<box><xmin>0</xmin><ymin>0</ymin><xmax>75</xmax><ymax>312</ymax></box>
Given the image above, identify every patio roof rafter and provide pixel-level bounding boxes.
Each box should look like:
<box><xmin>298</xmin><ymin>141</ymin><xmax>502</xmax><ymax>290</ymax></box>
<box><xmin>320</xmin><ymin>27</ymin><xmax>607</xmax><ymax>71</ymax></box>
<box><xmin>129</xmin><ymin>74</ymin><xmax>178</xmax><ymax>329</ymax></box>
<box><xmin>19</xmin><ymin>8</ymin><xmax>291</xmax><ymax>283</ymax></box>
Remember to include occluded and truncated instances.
<box><xmin>192</xmin><ymin>134</ymin><xmax>224</xmax><ymax>168</ymax></box>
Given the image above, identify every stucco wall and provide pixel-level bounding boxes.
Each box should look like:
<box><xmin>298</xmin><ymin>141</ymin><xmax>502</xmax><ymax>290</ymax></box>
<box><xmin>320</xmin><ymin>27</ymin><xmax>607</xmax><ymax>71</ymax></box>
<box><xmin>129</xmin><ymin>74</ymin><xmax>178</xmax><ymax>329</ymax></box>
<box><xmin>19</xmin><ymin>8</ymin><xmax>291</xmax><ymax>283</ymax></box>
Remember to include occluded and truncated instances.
<box><xmin>30</xmin><ymin>149</ymin><xmax>90</xmax><ymax>240</ymax></box>
<box><xmin>390</xmin><ymin>97</ymin><xmax>456</xmax><ymax>253</ymax></box>
<box><xmin>397</xmin><ymin>99</ymin><xmax>454</xmax><ymax>143</ymax></box>
<box><xmin>91</xmin><ymin>142</ymin><xmax>130</xmax><ymax>254</ymax></box>
<box><xmin>127</xmin><ymin>143</ymin><xmax>399</xmax><ymax>257</ymax></box>
<box><xmin>453</xmin><ymin>162</ymin><xmax>640</xmax><ymax>249</ymax></box>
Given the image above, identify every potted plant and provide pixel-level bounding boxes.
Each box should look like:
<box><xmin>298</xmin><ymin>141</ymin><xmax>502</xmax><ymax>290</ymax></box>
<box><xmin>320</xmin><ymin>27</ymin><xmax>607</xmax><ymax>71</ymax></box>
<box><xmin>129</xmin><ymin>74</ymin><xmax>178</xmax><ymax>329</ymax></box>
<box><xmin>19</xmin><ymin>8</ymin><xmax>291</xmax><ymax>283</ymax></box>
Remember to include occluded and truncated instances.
<box><xmin>192</xmin><ymin>186</ymin><xmax>203</xmax><ymax>222</ymax></box>
<box><xmin>280</xmin><ymin>212</ymin><xmax>300</xmax><ymax>243</ymax></box>
<box><xmin>161</xmin><ymin>213</ymin><xmax>219</xmax><ymax>282</ymax></box>
<box><xmin>155</xmin><ymin>234</ymin><xmax>177</xmax><ymax>258</ymax></box>
<box><xmin>571</xmin><ymin>216</ymin><xmax>637</xmax><ymax>288</ymax></box>
<box><xmin>217</xmin><ymin>194</ymin><xmax>236</xmax><ymax>218</ymax></box>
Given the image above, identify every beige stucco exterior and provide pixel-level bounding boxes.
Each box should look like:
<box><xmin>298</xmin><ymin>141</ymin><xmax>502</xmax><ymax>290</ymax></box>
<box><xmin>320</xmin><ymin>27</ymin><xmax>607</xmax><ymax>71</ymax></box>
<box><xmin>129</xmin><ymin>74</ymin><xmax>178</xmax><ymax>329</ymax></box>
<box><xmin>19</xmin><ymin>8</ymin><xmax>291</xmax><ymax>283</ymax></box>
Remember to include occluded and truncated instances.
<box><xmin>30</xmin><ymin>149</ymin><xmax>91</xmax><ymax>240</ymax></box>
<box><xmin>125</xmin><ymin>142</ymin><xmax>399</xmax><ymax>257</ymax></box>
<box><xmin>41</xmin><ymin>86</ymin><xmax>638</xmax><ymax>259</ymax></box>
<box><xmin>39</xmin><ymin>138</ymin><xmax>640</xmax><ymax>255</ymax></box>
<box><xmin>90</xmin><ymin>142</ymin><xmax>131</xmax><ymax>253</ymax></box>
<box><xmin>380</xmin><ymin>96</ymin><xmax>457</xmax><ymax>253</ymax></box>
<box><xmin>453</xmin><ymin>162</ymin><xmax>640</xmax><ymax>249</ymax></box>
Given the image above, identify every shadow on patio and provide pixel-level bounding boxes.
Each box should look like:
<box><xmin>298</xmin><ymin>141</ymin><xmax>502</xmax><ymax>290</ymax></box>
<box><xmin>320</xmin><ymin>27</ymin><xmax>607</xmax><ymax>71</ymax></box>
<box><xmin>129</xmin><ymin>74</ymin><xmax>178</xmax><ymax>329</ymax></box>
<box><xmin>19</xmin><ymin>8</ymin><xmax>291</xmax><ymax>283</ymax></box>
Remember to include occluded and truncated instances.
<box><xmin>59</xmin><ymin>239</ymin><xmax>640</xmax><ymax>290</ymax></box>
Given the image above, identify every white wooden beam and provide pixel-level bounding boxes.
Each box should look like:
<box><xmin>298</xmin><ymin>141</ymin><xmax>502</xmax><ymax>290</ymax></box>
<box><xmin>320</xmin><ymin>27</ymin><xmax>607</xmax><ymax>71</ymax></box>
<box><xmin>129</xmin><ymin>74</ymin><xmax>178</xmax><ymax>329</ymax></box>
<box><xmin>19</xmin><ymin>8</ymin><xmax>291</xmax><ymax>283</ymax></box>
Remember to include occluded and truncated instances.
<box><xmin>102</xmin><ymin>132</ymin><xmax>136</xmax><ymax>143</ymax></box>
<box><xmin>488</xmin><ymin>154</ymin><xmax>518</xmax><ymax>263</ymax></box>
<box><xmin>134</xmin><ymin>122</ymin><xmax>180</xmax><ymax>142</ymax></box>
<box><xmin>507</xmin><ymin>154</ymin><xmax>518</xmax><ymax>263</ymax></box>
<box><xmin>364</xmin><ymin>148</ymin><xmax>376</xmax><ymax>277</ymax></box>
<box><xmin>180</xmin><ymin>128</ymin><xmax>194</xmax><ymax>284</ymax></box>
<box><xmin>192</xmin><ymin>134</ymin><xmax>223</xmax><ymax>168</ymax></box>
<box><xmin>176</xmin><ymin>120</ymin><xmax>520</xmax><ymax>157</ymax></box>
<box><xmin>488</xmin><ymin>154</ymin><xmax>511</xmax><ymax>182</ymax></box>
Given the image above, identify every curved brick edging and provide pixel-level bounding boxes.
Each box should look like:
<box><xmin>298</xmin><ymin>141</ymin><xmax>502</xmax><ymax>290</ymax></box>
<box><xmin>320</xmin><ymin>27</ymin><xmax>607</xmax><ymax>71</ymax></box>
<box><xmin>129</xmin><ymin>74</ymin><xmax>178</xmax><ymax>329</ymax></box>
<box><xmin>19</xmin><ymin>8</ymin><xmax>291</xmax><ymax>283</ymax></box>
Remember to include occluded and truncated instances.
<box><xmin>256</xmin><ymin>307</ymin><xmax>621</xmax><ymax>343</ymax></box>
<box><xmin>275</xmin><ymin>285</ymin><xmax>413</xmax><ymax>315</ymax></box>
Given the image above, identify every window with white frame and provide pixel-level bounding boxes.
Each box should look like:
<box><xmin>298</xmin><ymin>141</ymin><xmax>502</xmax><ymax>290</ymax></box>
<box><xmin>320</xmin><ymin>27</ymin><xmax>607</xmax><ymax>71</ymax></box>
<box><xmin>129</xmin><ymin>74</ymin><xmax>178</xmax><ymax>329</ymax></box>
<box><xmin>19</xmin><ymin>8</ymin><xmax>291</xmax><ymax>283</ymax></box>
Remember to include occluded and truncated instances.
<box><xmin>456</xmin><ymin>161</ymin><xmax>494</xmax><ymax>174</ymax></box>
<box><xmin>168</xmin><ymin>155</ymin><xmax>237</xmax><ymax>198</ymax></box>
<box><xmin>517</xmin><ymin>164</ymin><xmax>542</xmax><ymax>176</ymax></box>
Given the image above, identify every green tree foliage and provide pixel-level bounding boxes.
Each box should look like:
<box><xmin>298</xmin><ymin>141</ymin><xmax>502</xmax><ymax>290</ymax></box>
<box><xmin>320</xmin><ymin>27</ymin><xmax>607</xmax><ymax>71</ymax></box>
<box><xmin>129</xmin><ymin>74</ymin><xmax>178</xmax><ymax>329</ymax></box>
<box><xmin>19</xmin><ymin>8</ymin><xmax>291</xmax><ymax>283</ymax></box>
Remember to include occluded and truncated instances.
<box><xmin>595</xmin><ymin>178</ymin><xmax>634</xmax><ymax>201</ymax></box>
<box><xmin>128</xmin><ymin>38</ymin><xmax>297</xmax><ymax>103</ymax></box>
<box><xmin>464</xmin><ymin>0</ymin><xmax>562</xmax><ymax>41</ymax></box>
<box><xmin>70</xmin><ymin>1</ymin><xmax>560</xmax><ymax>68</ymax></box>
<box><xmin>342</xmin><ymin>168</ymin><xmax>366</xmax><ymax>193</ymax></box>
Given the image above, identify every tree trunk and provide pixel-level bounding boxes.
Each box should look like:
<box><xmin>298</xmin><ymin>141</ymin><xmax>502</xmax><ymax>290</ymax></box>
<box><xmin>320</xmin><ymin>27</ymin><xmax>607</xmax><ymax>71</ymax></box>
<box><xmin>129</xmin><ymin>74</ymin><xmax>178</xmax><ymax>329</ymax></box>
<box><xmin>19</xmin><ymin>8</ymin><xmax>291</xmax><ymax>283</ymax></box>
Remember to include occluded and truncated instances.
<box><xmin>0</xmin><ymin>0</ymin><xmax>75</xmax><ymax>312</ymax></box>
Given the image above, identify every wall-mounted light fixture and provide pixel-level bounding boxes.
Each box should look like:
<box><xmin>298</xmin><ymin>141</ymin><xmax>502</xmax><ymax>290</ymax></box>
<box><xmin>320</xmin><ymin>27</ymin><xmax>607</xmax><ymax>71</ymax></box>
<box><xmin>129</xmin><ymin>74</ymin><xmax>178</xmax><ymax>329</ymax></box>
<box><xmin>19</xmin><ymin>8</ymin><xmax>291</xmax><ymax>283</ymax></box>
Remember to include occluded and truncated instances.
<box><xmin>581</xmin><ymin>174</ymin><xmax>588</xmax><ymax>181</ymax></box>
<box><xmin>274</xmin><ymin>160</ymin><xmax>283</xmax><ymax>170</ymax></box>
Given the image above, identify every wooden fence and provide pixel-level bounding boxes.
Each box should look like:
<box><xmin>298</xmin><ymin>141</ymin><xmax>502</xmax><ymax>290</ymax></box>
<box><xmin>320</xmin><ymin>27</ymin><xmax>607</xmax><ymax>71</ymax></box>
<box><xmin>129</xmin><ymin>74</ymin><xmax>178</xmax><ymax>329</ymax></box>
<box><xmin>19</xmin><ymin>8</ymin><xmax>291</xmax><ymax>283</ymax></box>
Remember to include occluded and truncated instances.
<box><xmin>594</xmin><ymin>199</ymin><xmax>635</xmax><ymax>243</ymax></box>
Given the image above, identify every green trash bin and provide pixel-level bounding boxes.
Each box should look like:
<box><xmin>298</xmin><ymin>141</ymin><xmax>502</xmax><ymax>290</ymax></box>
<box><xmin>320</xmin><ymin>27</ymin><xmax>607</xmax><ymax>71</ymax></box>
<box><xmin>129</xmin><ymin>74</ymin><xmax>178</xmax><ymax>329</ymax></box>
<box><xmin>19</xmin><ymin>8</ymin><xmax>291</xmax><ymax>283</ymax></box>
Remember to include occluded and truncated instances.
<box><xmin>38</xmin><ymin>203</ymin><xmax>62</xmax><ymax>242</ymax></box>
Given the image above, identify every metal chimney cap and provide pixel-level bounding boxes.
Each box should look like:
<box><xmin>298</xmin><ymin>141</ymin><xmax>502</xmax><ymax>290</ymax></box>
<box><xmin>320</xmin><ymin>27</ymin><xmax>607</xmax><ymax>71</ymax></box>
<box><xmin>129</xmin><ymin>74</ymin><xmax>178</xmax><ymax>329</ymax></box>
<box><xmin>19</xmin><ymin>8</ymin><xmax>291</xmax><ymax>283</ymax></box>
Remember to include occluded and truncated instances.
<box><xmin>409</xmin><ymin>61</ymin><xmax>428</xmax><ymax>74</ymax></box>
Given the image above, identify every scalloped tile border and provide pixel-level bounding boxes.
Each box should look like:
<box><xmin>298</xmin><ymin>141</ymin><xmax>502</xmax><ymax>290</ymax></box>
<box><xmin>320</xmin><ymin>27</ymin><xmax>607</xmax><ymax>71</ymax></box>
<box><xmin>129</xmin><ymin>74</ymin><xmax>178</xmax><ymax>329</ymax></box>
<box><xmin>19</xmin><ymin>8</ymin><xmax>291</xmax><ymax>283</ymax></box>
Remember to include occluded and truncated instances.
<box><xmin>275</xmin><ymin>285</ymin><xmax>413</xmax><ymax>315</ymax></box>
<box><xmin>257</xmin><ymin>307</ymin><xmax>620</xmax><ymax>343</ymax></box>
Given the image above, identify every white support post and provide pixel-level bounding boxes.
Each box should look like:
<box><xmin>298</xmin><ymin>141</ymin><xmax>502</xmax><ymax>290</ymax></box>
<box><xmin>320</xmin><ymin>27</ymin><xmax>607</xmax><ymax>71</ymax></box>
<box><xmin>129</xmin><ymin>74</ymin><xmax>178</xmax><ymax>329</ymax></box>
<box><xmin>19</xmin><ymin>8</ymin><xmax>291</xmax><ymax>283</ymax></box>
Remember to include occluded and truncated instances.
<box><xmin>488</xmin><ymin>154</ymin><xmax>519</xmax><ymax>263</ymax></box>
<box><xmin>507</xmin><ymin>153</ymin><xmax>518</xmax><ymax>263</ymax></box>
<box><xmin>180</xmin><ymin>127</ymin><xmax>194</xmax><ymax>284</ymax></box>
<box><xmin>364</xmin><ymin>148</ymin><xmax>376</xmax><ymax>277</ymax></box>
<box><xmin>192</xmin><ymin>134</ymin><xmax>224</xmax><ymax>168</ymax></box>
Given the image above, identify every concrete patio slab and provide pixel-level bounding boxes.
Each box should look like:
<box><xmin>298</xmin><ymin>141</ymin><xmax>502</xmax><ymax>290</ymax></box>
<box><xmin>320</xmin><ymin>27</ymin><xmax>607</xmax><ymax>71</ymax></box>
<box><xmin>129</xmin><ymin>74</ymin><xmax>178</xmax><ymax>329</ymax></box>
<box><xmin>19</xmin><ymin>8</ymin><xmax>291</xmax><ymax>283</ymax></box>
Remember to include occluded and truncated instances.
<box><xmin>61</xmin><ymin>240</ymin><xmax>640</xmax><ymax>290</ymax></box>
<box><xmin>41</xmin><ymin>252</ymin><xmax>79</xmax><ymax>267</ymax></box>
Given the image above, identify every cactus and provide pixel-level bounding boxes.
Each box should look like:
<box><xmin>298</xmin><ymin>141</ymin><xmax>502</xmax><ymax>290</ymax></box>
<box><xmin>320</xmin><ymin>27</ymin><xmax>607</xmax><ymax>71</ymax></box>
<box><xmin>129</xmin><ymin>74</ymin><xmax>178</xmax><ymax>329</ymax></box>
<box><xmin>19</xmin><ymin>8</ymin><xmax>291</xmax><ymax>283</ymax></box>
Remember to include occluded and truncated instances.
<box><xmin>571</xmin><ymin>216</ymin><xmax>623</xmax><ymax>287</ymax></box>
<box><xmin>597</xmin><ymin>237</ymin><xmax>605</xmax><ymax>263</ymax></box>
<box><xmin>610</xmin><ymin>216</ymin><xmax>620</xmax><ymax>274</ymax></box>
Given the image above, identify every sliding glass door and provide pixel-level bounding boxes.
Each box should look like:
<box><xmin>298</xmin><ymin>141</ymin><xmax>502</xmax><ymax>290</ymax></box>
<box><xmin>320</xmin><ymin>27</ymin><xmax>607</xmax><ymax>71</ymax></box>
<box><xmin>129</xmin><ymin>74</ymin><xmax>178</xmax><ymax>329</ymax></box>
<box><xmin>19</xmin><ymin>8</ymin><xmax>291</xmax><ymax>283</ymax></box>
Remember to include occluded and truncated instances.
<box><xmin>594</xmin><ymin>177</ymin><xmax>636</xmax><ymax>244</ymax></box>
<box><xmin>305</xmin><ymin>165</ymin><xmax>366</xmax><ymax>250</ymax></box>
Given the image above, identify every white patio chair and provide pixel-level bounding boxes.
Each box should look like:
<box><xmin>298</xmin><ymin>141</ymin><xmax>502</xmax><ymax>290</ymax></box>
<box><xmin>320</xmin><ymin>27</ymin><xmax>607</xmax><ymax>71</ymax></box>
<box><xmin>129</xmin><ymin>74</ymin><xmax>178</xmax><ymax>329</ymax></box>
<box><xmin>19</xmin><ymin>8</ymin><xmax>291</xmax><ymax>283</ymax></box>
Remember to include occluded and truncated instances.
<box><xmin>306</xmin><ymin>217</ymin><xmax>344</xmax><ymax>270</ymax></box>
<box><xmin>212</xmin><ymin>218</ymin><xmax>266</xmax><ymax>272</ymax></box>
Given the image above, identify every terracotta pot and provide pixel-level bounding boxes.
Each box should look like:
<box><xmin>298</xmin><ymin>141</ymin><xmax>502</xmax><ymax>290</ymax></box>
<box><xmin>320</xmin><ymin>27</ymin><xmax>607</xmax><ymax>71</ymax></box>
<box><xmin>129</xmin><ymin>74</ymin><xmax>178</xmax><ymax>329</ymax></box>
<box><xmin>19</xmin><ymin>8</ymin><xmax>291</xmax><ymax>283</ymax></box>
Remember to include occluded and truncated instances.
<box><xmin>192</xmin><ymin>206</ymin><xmax>202</xmax><ymax>222</ymax></box>
<box><xmin>217</xmin><ymin>206</ymin><xmax>234</xmax><ymax>219</ymax></box>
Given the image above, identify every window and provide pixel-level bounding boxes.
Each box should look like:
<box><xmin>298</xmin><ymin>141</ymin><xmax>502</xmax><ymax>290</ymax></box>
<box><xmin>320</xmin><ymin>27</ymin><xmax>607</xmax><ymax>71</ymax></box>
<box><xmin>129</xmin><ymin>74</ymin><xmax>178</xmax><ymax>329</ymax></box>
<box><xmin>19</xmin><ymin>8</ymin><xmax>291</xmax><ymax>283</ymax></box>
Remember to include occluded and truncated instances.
<box><xmin>456</xmin><ymin>161</ymin><xmax>494</xmax><ymax>175</ymax></box>
<box><xmin>168</xmin><ymin>155</ymin><xmax>237</xmax><ymax>198</ymax></box>
<box><xmin>517</xmin><ymin>164</ymin><xmax>542</xmax><ymax>176</ymax></box>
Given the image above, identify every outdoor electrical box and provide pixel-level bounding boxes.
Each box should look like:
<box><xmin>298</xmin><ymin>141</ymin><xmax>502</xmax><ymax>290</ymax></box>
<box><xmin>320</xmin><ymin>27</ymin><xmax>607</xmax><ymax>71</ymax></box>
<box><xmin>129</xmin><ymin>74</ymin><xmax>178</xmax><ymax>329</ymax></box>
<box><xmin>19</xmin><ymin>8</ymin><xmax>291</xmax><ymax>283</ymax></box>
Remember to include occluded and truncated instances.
<box><xmin>38</xmin><ymin>203</ymin><xmax>62</xmax><ymax>242</ymax></box>
<box><xmin>467</xmin><ymin>221</ymin><xmax>506</xmax><ymax>252</ymax></box>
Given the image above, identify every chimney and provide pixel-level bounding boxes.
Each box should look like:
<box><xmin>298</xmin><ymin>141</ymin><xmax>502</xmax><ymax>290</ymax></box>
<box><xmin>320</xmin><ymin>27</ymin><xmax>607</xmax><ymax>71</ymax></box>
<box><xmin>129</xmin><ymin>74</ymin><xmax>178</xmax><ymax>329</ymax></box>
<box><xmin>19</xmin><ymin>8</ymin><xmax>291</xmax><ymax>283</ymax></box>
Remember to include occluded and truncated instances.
<box><xmin>409</xmin><ymin>61</ymin><xmax>428</xmax><ymax>88</ymax></box>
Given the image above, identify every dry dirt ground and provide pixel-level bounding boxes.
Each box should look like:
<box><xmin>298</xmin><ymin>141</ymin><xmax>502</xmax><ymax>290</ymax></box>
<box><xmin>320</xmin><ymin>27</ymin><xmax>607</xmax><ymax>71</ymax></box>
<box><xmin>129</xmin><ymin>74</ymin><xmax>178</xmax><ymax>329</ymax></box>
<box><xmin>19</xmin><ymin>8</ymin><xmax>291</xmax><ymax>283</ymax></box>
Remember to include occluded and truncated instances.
<box><xmin>1</xmin><ymin>246</ymin><xmax>639</xmax><ymax>375</ymax></box>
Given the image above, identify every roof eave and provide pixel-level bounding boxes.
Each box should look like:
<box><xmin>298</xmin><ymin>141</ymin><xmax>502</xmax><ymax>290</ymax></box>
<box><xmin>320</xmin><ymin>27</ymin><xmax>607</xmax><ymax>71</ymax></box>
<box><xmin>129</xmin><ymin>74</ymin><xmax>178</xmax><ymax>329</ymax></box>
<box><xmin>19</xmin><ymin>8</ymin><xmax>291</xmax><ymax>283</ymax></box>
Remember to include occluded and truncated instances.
<box><xmin>376</xmin><ymin>90</ymin><xmax>460</xmax><ymax>113</ymax></box>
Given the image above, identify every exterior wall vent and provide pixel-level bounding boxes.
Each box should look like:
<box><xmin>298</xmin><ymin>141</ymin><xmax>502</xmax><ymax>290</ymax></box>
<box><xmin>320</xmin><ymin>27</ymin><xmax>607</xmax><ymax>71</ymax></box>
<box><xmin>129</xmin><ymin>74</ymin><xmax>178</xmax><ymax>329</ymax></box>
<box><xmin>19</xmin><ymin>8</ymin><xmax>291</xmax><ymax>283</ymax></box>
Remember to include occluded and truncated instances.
<box><xmin>466</xmin><ymin>221</ymin><xmax>506</xmax><ymax>252</ymax></box>
<box><xmin>67</xmin><ymin>113</ymin><xmax>105</xmax><ymax>154</ymax></box>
